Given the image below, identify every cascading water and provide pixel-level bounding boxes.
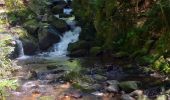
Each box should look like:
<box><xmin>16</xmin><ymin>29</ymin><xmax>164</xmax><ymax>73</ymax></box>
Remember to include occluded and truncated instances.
<box><xmin>52</xmin><ymin>26</ymin><xmax>81</xmax><ymax>56</ymax></box>
<box><xmin>38</xmin><ymin>1</ymin><xmax>81</xmax><ymax>57</ymax></box>
<box><xmin>46</xmin><ymin>7</ymin><xmax>81</xmax><ymax>56</ymax></box>
<box><xmin>15</xmin><ymin>39</ymin><xmax>24</xmax><ymax>57</ymax></box>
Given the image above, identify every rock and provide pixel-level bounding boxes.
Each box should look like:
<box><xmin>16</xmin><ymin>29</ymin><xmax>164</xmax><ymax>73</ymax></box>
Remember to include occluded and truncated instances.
<box><xmin>21</xmin><ymin>38</ymin><xmax>38</xmax><ymax>55</ymax></box>
<box><xmin>91</xmin><ymin>91</ymin><xmax>104</xmax><ymax>96</ymax></box>
<box><xmin>51</xmin><ymin>0</ymin><xmax>67</xmax><ymax>6</ymax></box>
<box><xmin>68</xmin><ymin>40</ymin><xmax>91</xmax><ymax>52</ymax></box>
<box><xmin>90</xmin><ymin>46</ymin><xmax>102</xmax><ymax>56</ymax></box>
<box><xmin>38</xmin><ymin>24</ymin><xmax>61</xmax><ymax>50</ymax></box>
<box><xmin>113</xmin><ymin>51</ymin><xmax>129</xmax><ymax>58</ymax></box>
<box><xmin>48</xmin><ymin>16</ymin><xmax>69</xmax><ymax>33</ymax></box>
<box><xmin>119</xmin><ymin>81</ymin><xmax>139</xmax><ymax>92</ymax></box>
<box><xmin>68</xmin><ymin>40</ymin><xmax>91</xmax><ymax>57</ymax></box>
<box><xmin>93</xmin><ymin>74</ymin><xmax>107</xmax><ymax>81</ymax></box>
<box><xmin>156</xmin><ymin>95</ymin><xmax>167</xmax><ymax>100</ymax></box>
<box><xmin>106</xmin><ymin>80</ymin><xmax>119</xmax><ymax>85</ymax></box>
<box><xmin>129</xmin><ymin>90</ymin><xmax>143</xmax><ymax>97</ymax></box>
<box><xmin>105</xmin><ymin>80</ymin><xmax>119</xmax><ymax>93</ymax></box>
<box><xmin>23</xmin><ymin>19</ymin><xmax>39</xmax><ymax>36</ymax></box>
<box><xmin>121</xmin><ymin>94</ymin><xmax>135</xmax><ymax>100</ymax></box>
<box><xmin>11</xmin><ymin>27</ymin><xmax>38</xmax><ymax>55</ymax></box>
<box><xmin>70</xmin><ymin>91</ymin><xmax>83</xmax><ymax>98</ymax></box>
<box><xmin>91</xmin><ymin>84</ymin><xmax>102</xmax><ymax>91</ymax></box>
<box><xmin>51</xmin><ymin>4</ymin><xmax>66</xmax><ymax>14</ymax></box>
<box><xmin>68</xmin><ymin>49</ymin><xmax>88</xmax><ymax>57</ymax></box>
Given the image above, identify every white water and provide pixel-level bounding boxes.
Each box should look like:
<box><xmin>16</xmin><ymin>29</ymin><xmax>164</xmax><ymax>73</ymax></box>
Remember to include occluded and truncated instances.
<box><xmin>50</xmin><ymin>26</ymin><xmax>81</xmax><ymax>56</ymax></box>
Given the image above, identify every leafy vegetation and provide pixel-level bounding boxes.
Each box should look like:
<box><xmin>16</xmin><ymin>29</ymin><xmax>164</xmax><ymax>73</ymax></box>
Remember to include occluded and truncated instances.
<box><xmin>73</xmin><ymin>0</ymin><xmax>170</xmax><ymax>73</ymax></box>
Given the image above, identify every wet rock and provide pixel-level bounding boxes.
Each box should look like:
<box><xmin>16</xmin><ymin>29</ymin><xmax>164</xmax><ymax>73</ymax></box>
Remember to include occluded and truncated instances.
<box><xmin>23</xmin><ymin>19</ymin><xmax>39</xmax><ymax>36</ymax></box>
<box><xmin>46</xmin><ymin>65</ymin><xmax>58</xmax><ymax>70</ymax></box>
<box><xmin>119</xmin><ymin>81</ymin><xmax>139</xmax><ymax>92</ymax></box>
<box><xmin>38</xmin><ymin>24</ymin><xmax>61</xmax><ymax>50</ymax></box>
<box><xmin>91</xmin><ymin>91</ymin><xmax>104</xmax><ymax>96</ymax></box>
<box><xmin>68</xmin><ymin>49</ymin><xmax>88</xmax><ymax>57</ymax></box>
<box><xmin>105</xmin><ymin>80</ymin><xmax>119</xmax><ymax>93</ymax></box>
<box><xmin>90</xmin><ymin>46</ymin><xmax>102</xmax><ymax>56</ymax></box>
<box><xmin>121</xmin><ymin>94</ymin><xmax>135</xmax><ymax>100</ymax></box>
<box><xmin>93</xmin><ymin>74</ymin><xmax>107</xmax><ymax>81</ymax></box>
<box><xmin>106</xmin><ymin>80</ymin><xmax>119</xmax><ymax>85</ymax></box>
<box><xmin>68</xmin><ymin>40</ymin><xmax>90</xmax><ymax>52</ymax></box>
<box><xmin>51</xmin><ymin>4</ymin><xmax>66</xmax><ymax>14</ymax></box>
<box><xmin>106</xmin><ymin>66</ymin><xmax>125</xmax><ymax>80</ymax></box>
<box><xmin>48</xmin><ymin>16</ymin><xmax>69</xmax><ymax>33</ymax></box>
<box><xmin>70</xmin><ymin>91</ymin><xmax>83</xmax><ymax>98</ymax></box>
<box><xmin>91</xmin><ymin>84</ymin><xmax>103</xmax><ymax>91</ymax></box>
<box><xmin>129</xmin><ymin>90</ymin><xmax>143</xmax><ymax>97</ymax></box>
<box><xmin>22</xmin><ymin>81</ymin><xmax>40</xmax><ymax>91</ymax></box>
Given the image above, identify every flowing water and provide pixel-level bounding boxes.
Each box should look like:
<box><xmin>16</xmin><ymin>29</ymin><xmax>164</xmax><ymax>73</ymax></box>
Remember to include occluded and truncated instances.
<box><xmin>6</xmin><ymin>1</ymin><xmax>170</xmax><ymax>100</ymax></box>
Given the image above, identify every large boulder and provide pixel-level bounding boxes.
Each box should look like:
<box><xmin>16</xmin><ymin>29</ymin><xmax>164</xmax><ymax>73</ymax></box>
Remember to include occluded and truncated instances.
<box><xmin>23</xmin><ymin>19</ymin><xmax>39</xmax><ymax>37</ymax></box>
<box><xmin>67</xmin><ymin>40</ymin><xmax>91</xmax><ymax>57</ymax></box>
<box><xmin>119</xmin><ymin>81</ymin><xmax>139</xmax><ymax>92</ymax></box>
<box><xmin>48</xmin><ymin>16</ymin><xmax>69</xmax><ymax>33</ymax></box>
<box><xmin>38</xmin><ymin>23</ymin><xmax>61</xmax><ymax>50</ymax></box>
<box><xmin>11</xmin><ymin>27</ymin><xmax>38</xmax><ymax>55</ymax></box>
<box><xmin>68</xmin><ymin>40</ymin><xmax>91</xmax><ymax>52</ymax></box>
<box><xmin>21</xmin><ymin>38</ymin><xmax>38</xmax><ymax>55</ymax></box>
<box><xmin>51</xmin><ymin>4</ymin><xmax>66</xmax><ymax>14</ymax></box>
<box><xmin>68</xmin><ymin>49</ymin><xmax>88</xmax><ymax>57</ymax></box>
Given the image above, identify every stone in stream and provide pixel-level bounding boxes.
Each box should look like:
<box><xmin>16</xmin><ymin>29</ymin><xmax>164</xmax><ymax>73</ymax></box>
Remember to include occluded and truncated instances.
<box><xmin>38</xmin><ymin>24</ymin><xmax>61</xmax><ymax>50</ymax></box>
<box><xmin>119</xmin><ymin>81</ymin><xmax>139</xmax><ymax>92</ymax></box>
<box><xmin>120</xmin><ymin>94</ymin><xmax>135</xmax><ymax>100</ymax></box>
<box><xmin>91</xmin><ymin>91</ymin><xmax>104</xmax><ymax>96</ymax></box>
<box><xmin>93</xmin><ymin>74</ymin><xmax>107</xmax><ymax>81</ymax></box>
<box><xmin>105</xmin><ymin>80</ymin><xmax>119</xmax><ymax>93</ymax></box>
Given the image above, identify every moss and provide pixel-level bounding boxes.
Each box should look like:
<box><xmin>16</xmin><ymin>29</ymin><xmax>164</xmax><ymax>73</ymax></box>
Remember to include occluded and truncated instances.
<box><xmin>152</xmin><ymin>56</ymin><xmax>170</xmax><ymax>73</ymax></box>
<box><xmin>23</xmin><ymin>19</ymin><xmax>39</xmax><ymax>35</ymax></box>
<box><xmin>90</xmin><ymin>46</ymin><xmax>102</xmax><ymax>56</ymax></box>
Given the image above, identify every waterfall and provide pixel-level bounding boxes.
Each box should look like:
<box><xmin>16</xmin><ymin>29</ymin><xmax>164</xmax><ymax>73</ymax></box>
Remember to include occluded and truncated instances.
<box><xmin>38</xmin><ymin>0</ymin><xmax>81</xmax><ymax>57</ymax></box>
<box><xmin>15</xmin><ymin>39</ymin><xmax>24</xmax><ymax>58</ymax></box>
<box><xmin>52</xmin><ymin>26</ymin><xmax>81</xmax><ymax>56</ymax></box>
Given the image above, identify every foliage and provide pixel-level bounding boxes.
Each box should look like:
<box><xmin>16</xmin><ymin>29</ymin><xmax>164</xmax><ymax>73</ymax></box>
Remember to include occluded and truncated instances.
<box><xmin>73</xmin><ymin>0</ymin><xmax>170</xmax><ymax>73</ymax></box>
<box><xmin>0</xmin><ymin>79</ymin><xmax>18</xmax><ymax>100</ymax></box>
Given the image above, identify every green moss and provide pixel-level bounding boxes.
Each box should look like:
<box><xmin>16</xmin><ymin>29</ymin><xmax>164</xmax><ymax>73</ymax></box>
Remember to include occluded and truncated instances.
<box><xmin>90</xmin><ymin>46</ymin><xmax>102</xmax><ymax>56</ymax></box>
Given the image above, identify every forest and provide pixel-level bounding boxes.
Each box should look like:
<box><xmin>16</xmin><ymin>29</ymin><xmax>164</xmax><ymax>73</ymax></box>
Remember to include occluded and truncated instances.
<box><xmin>0</xmin><ymin>0</ymin><xmax>170</xmax><ymax>100</ymax></box>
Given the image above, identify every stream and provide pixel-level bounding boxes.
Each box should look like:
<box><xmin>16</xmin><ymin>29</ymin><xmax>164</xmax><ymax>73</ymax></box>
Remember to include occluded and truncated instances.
<box><xmin>6</xmin><ymin>0</ymin><xmax>170</xmax><ymax>100</ymax></box>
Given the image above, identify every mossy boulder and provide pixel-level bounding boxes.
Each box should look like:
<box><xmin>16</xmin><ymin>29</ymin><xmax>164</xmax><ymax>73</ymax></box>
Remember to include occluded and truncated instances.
<box><xmin>119</xmin><ymin>81</ymin><xmax>139</xmax><ymax>92</ymax></box>
<box><xmin>11</xmin><ymin>27</ymin><xmax>38</xmax><ymax>55</ymax></box>
<box><xmin>90</xmin><ymin>46</ymin><xmax>102</xmax><ymax>56</ymax></box>
<box><xmin>68</xmin><ymin>49</ymin><xmax>88</xmax><ymax>57</ymax></box>
<box><xmin>23</xmin><ymin>19</ymin><xmax>39</xmax><ymax>36</ymax></box>
<box><xmin>48</xmin><ymin>16</ymin><xmax>69</xmax><ymax>33</ymax></box>
<box><xmin>68</xmin><ymin>40</ymin><xmax>90</xmax><ymax>52</ymax></box>
<box><xmin>51</xmin><ymin>4</ymin><xmax>66</xmax><ymax>14</ymax></box>
<box><xmin>38</xmin><ymin>23</ymin><xmax>61</xmax><ymax>50</ymax></box>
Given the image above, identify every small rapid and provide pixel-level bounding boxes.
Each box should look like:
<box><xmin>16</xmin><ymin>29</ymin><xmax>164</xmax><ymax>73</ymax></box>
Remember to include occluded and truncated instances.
<box><xmin>52</xmin><ymin>26</ymin><xmax>81</xmax><ymax>56</ymax></box>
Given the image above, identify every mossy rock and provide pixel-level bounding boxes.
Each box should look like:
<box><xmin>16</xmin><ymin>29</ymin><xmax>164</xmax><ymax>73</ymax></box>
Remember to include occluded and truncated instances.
<box><xmin>68</xmin><ymin>40</ymin><xmax>90</xmax><ymax>52</ymax></box>
<box><xmin>48</xmin><ymin>16</ymin><xmax>68</xmax><ymax>33</ymax></box>
<box><xmin>23</xmin><ymin>19</ymin><xmax>39</xmax><ymax>36</ymax></box>
<box><xmin>119</xmin><ymin>81</ymin><xmax>139</xmax><ymax>92</ymax></box>
<box><xmin>38</xmin><ymin>23</ymin><xmax>61</xmax><ymax>50</ymax></box>
<box><xmin>51</xmin><ymin>4</ymin><xmax>66</xmax><ymax>14</ymax></box>
<box><xmin>68</xmin><ymin>49</ymin><xmax>88</xmax><ymax>57</ymax></box>
<box><xmin>90</xmin><ymin>46</ymin><xmax>102</xmax><ymax>56</ymax></box>
<box><xmin>113</xmin><ymin>51</ymin><xmax>129</xmax><ymax>58</ymax></box>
